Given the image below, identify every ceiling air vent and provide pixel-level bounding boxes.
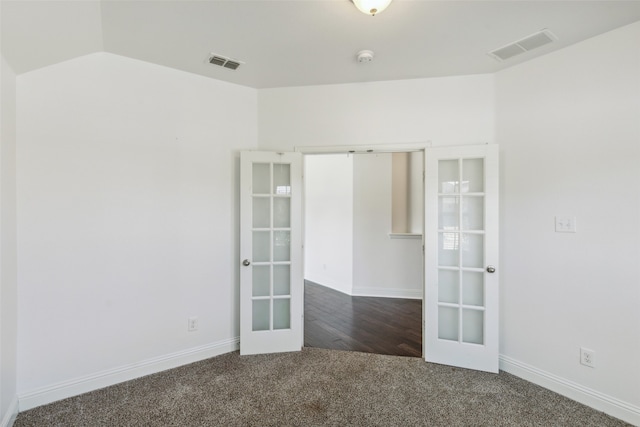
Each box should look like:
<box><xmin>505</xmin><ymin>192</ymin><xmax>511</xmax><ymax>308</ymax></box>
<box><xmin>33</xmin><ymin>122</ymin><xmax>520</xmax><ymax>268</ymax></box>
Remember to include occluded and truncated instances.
<box><xmin>207</xmin><ymin>53</ymin><xmax>243</xmax><ymax>71</ymax></box>
<box><xmin>488</xmin><ymin>29</ymin><xmax>557</xmax><ymax>61</ymax></box>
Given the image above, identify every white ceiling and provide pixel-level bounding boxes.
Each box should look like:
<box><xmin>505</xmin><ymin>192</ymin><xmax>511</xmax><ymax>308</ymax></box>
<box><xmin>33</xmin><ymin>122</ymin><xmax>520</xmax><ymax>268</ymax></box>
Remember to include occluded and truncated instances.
<box><xmin>3</xmin><ymin>0</ymin><xmax>640</xmax><ymax>88</ymax></box>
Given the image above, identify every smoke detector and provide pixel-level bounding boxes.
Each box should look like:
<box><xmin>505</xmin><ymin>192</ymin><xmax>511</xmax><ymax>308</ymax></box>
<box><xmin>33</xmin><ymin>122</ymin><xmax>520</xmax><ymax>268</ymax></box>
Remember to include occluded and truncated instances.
<box><xmin>357</xmin><ymin>50</ymin><xmax>375</xmax><ymax>63</ymax></box>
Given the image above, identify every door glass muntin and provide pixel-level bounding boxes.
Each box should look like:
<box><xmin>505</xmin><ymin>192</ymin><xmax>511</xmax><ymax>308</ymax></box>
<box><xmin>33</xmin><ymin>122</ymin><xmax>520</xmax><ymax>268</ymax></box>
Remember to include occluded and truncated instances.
<box><xmin>251</xmin><ymin>162</ymin><xmax>293</xmax><ymax>332</ymax></box>
<box><xmin>437</xmin><ymin>158</ymin><xmax>486</xmax><ymax>344</ymax></box>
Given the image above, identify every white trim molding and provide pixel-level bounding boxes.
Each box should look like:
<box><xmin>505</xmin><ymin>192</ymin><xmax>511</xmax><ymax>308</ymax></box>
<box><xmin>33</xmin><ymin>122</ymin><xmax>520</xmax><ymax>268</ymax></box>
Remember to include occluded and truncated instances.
<box><xmin>351</xmin><ymin>287</ymin><xmax>422</xmax><ymax>300</ymax></box>
<box><xmin>500</xmin><ymin>355</ymin><xmax>640</xmax><ymax>426</ymax></box>
<box><xmin>18</xmin><ymin>337</ymin><xmax>240</xmax><ymax>412</ymax></box>
<box><xmin>295</xmin><ymin>142</ymin><xmax>430</xmax><ymax>155</ymax></box>
<box><xmin>388</xmin><ymin>233</ymin><xmax>422</xmax><ymax>240</ymax></box>
<box><xmin>0</xmin><ymin>397</ymin><xmax>18</xmax><ymax>427</ymax></box>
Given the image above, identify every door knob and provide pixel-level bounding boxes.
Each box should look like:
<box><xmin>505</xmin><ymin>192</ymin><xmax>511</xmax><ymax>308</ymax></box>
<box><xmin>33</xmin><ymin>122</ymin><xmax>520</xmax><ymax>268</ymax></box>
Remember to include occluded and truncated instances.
<box><xmin>242</xmin><ymin>259</ymin><xmax>251</xmax><ymax>267</ymax></box>
<box><xmin>486</xmin><ymin>265</ymin><xmax>496</xmax><ymax>273</ymax></box>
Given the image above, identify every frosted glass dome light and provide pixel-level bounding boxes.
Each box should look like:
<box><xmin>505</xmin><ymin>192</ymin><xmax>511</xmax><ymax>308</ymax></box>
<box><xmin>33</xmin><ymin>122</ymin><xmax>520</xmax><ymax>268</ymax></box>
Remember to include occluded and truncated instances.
<box><xmin>352</xmin><ymin>0</ymin><xmax>393</xmax><ymax>16</ymax></box>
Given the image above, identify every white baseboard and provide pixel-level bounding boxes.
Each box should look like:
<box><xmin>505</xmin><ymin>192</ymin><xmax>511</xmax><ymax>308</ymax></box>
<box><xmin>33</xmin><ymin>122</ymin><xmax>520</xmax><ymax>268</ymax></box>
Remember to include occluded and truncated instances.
<box><xmin>351</xmin><ymin>286</ymin><xmax>422</xmax><ymax>299</ymax></box>
<box><xmin>18</xmin><ymin>337</ymin><xmax>240</xmax><ymax>412</ymax></box>
<box><xmin>0</xmin><ymin>396</ymin><xmax>18</xmax><ymax>427</ymax></box>
<box><xmin>500</xmin><ymin>355</ymin><xmax>640</xmax><ymax>426</ymax></box>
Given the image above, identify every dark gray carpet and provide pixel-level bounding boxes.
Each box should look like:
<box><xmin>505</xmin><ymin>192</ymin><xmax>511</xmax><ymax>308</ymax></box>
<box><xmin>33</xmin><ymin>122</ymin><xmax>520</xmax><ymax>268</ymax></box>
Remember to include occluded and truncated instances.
<box><xmin>15</xmin><ymin>348</ymin><xmax>629</xmax><ymax>426</ymax></box>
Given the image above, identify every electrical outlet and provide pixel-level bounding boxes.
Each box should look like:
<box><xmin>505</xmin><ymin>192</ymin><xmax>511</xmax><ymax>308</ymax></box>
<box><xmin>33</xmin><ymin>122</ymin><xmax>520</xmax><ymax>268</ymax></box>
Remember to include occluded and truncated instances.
<box><xmin>580</xmin><ymin>347</ymin><xmax>595</xmax><ymax>368</ymax></box>
<box><xmin>188</xmin><ymin>316</ymin><xmax>199</xmax><ymax>332</ymax></box>
<box><xmin>555</xmin><ymin>216</ymin><xmax>577</xmax><ymax>233</ymax></box>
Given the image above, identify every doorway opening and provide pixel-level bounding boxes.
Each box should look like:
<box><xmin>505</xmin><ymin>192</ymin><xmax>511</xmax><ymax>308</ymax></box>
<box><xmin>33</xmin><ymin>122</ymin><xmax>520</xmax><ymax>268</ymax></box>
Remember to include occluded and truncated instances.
<box><xmin>301</xmin><ymin>150</ymin><xmax>424</xmax><ymax>358</ymax></box>
<box><xmin>240</xmin><ymin>144</ymin><xmax>498</xmax><ymax>371</ymax></box>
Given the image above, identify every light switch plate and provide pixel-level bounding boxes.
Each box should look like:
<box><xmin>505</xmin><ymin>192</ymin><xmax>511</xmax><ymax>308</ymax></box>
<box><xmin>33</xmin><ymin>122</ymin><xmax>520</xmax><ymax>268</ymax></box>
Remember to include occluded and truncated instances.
<box><xmin>555</xmin><ymin>216</ymin><xmax>576</xmax><ymax>233</ymax></box>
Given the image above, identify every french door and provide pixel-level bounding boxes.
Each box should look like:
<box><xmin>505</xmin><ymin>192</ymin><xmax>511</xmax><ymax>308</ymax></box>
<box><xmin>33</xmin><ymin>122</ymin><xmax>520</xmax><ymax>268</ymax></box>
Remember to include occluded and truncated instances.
<box><xmin>239</xmin><ymin>151</ymin><xmax>303</xmax><ymax>355</ymax></box>
<box><xmin>424</xmin><ymin>144</ymin><xmax>499</xmax><ymax>373</ymax></box>
<box><xmin>239</xmin><ymin>145</ymin><xmax>499</xmax><ymax>373</ymax></box>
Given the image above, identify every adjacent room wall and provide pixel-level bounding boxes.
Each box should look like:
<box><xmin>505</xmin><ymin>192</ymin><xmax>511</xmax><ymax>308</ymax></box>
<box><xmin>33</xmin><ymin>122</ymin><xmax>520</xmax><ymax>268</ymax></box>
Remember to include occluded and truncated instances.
<box><xmin>495</xmin><ymin>21</ymin><xmax>640</xmax><ymax>419</ymax></box>
<box><xmin>304</xmin><ymin>154</ymin><xmax>354</xmax><ymax>294</ymax></box>
<box><xmin>391</xmin><ymin>151</ymin><xmax>423</xmax><ymax>235</ymax></box>
<box><xmin>305</xmin><ymin>153</ymin><xmax>422</xmax><ymax>299</ymax></box>
<box><xmin>408</xmin><ymin>152</ymin><xmax>423</xmax><ymax>234</ymax></box>
<box><xmin>352</xmin><ymin>153</ymin><xmax>422</xmax><ymax>298</ymax></box>
<box><xmin>16</xmin><ymin>52</ymin><xmax>258</xmax><ymax>406</ymax></box>
<box><xmin>0</xmin><ymin>50</ymin><xmax>19</xmax><ymax>426</ymax></box>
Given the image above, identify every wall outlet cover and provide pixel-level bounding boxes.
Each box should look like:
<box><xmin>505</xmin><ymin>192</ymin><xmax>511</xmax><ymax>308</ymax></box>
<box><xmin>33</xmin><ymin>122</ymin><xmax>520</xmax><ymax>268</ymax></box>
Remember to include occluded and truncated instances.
<box><xmin>580</xmin><ymin>347</ymin><xmax>595</xmax><ymax>368</ymax></box>
<box><xmin>555</xmin><ymin>216</ymin><xmax>577</xmax><ymax>233</ymax></box>
<box><xmin>188</xmin><ymin>316</ymin><xmax>199</xmax><ymax>332</ymax></box>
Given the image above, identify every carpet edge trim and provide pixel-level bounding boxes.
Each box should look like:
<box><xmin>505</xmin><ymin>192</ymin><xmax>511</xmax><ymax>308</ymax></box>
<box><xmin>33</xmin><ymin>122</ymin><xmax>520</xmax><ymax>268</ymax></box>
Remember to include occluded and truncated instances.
<box><xmin>17</xmin><ymin>337</ymin><xmax>240</xmax><ymax>412</ymax></box>
<box><xmin>0</xmin><ymin>396</ymin><xmax>18</xmax><ymax>427</ymax></box>
<box><xmin>499</xmin><ymin>354</ymin><xmax>639</xmax><ymax>426</ymax></box>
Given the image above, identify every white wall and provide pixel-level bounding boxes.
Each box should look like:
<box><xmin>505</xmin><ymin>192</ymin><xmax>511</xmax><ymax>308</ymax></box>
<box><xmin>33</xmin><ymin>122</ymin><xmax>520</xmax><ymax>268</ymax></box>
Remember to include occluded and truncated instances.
<box><xmin>496</xmin><ymin>21</ymin><xmax>640</xmax><ymax>421</ymax></box>
<box><xmin>352</xmin><ymin>153</ymin><xmax>422</xmax><ymax>299</ymax></box>
<box><xmin>16</xmin><ymin>53</ymin><xmax>257</xmax><ymax>404</ymax></box>
<box><xmin>0</xmin><ymin>50</ymin><xmax>19</xmax><ymax>425</ymax></box>
<box><xmin>304</xmin><ymin>154</ymin><xmax>353</xmax><ymax>294</ymax></box>
<box><xmin>258</xmin><ymin>74</ymin><xmax>495</xmax><ymax>151</ymax></box>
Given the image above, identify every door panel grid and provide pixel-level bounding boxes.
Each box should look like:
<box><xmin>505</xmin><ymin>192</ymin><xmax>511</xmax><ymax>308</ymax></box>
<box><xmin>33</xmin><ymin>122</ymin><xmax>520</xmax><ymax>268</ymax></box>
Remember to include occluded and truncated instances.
<box><xmin>437</xmin><ymin>157</ymin><xmax>485</xmax><ymax>345</ymax></box>
<box><xmin>251</xmin><ymin>163</ymin><xmax>292</xmax><ymax>332</ymax></box>
<box><xmin>240</xmin><ymin>152</ymin><xmax>302</xmax><ymax>356</ymax></box>
<box><xmin>426</xmin><ymin>144</ymin><xmax>499</xmax><ymax>373</ymax></box>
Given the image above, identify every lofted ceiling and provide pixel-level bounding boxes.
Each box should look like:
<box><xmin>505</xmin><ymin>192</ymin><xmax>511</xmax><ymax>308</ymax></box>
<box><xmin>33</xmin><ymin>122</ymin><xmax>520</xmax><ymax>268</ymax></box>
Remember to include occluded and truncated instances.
<box><xmin>2</xmin><ymin>0</ymin><xmax>640</xmax><ymax>88</ymax></box>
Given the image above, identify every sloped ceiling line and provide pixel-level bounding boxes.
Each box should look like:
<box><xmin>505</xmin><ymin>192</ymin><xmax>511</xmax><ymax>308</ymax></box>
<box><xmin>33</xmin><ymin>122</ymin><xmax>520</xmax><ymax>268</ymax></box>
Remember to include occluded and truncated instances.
<box><xmin>3</xmin><ymin>1</ymin><xmax>640</xmax><ymax>88</ymax></box>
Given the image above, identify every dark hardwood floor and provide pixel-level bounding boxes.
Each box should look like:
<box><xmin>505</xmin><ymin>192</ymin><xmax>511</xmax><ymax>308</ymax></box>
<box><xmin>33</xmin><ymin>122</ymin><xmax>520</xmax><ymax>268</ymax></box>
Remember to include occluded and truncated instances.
<box><xmin>304</xmin><ymin>280</ymin><xmax>422</xmax><ymax>357</ymax></box>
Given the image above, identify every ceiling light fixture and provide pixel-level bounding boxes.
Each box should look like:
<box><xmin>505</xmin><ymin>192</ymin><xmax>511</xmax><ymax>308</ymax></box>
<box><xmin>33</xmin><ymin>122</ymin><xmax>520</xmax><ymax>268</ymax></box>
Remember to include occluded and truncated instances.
<box><xmin>352</xmin><ymin>0</ymin><xmax>393</xmax><ymax>16</ymax></box>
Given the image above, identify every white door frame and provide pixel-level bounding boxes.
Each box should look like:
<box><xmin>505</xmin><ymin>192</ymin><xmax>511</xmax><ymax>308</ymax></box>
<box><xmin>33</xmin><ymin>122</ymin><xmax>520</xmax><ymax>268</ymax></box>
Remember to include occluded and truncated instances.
<box><xmin>295</xmin><ymin>142</ymin><xmax>430</xmax><ymax>155</ymax></box>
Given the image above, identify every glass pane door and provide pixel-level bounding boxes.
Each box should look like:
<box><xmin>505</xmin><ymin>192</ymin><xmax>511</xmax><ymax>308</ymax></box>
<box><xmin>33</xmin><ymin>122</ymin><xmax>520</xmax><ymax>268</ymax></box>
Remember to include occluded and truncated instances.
<box><xmin>251</xmin><ymin>162</ymin><xmax>292</xmax><ymax>332</ymax></box>
<box><xmin>240</xmin><ymin>152</ymin><xmax>303</xmax><ymax>356</ymax></box>
<box><xmin>437</xmin><ymin>158</ymin><xmax>486</xmax><ymax>345</ymax></box>
<box><xmin>425</xmin><ymin>145</ymin><xmax>499</xmax><ymax>373</ymax></box>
